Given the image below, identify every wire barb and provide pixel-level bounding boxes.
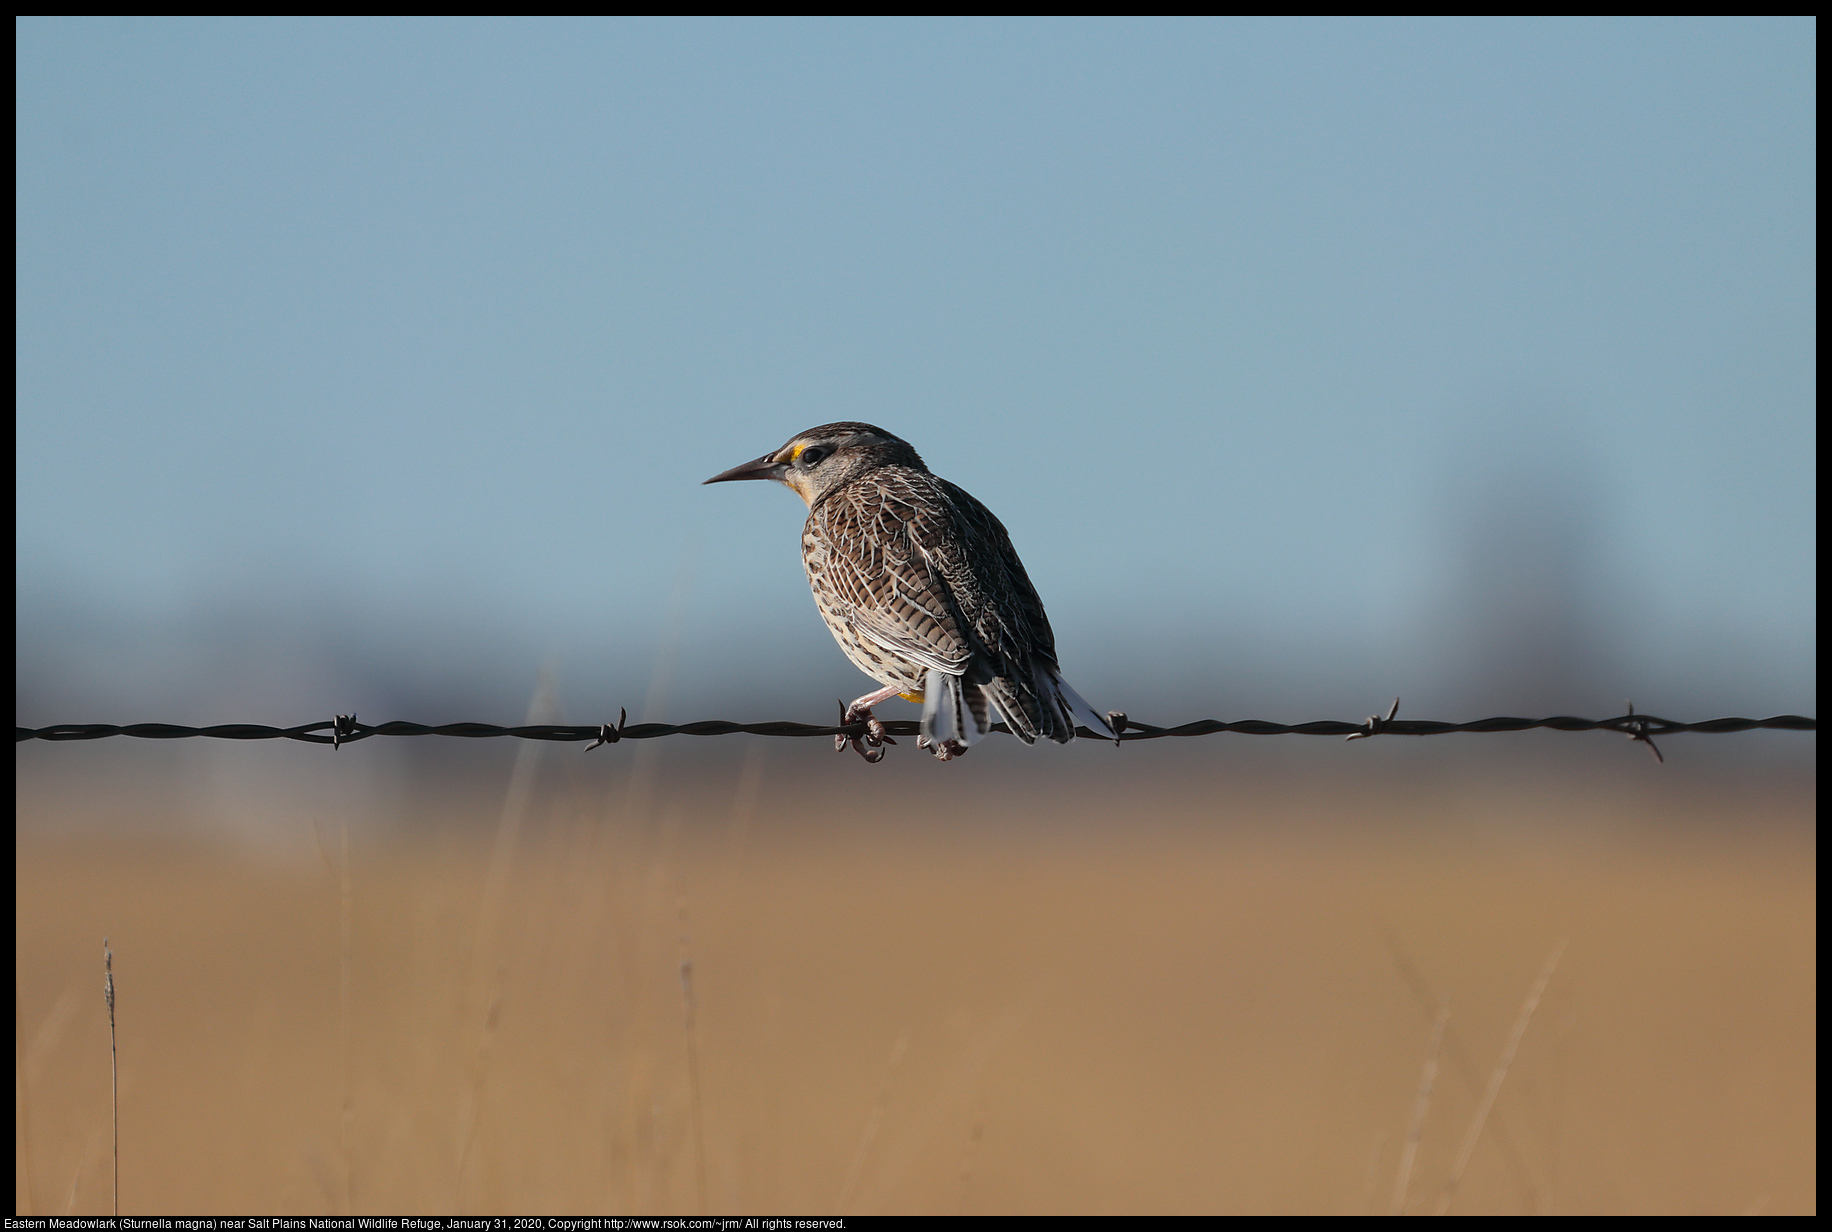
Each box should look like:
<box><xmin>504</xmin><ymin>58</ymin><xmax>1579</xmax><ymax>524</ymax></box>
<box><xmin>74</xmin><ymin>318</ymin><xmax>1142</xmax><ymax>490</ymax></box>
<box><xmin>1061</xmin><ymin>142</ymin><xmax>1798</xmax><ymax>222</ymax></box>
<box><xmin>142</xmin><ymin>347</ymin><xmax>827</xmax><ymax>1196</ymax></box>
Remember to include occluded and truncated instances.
<box><xmin>331</xmin><ymin>714</ymin><xmax>358</xmax><ymax>750</ymax></box>
<box><xmin>1347</xmin><ymin>697</ymin><xmax>1403</xmax><ymax>742</ymax></box>
<box><xmin>586</xmin><ymin>707</ymin><xmax>628</xmax><ymax>750</ymax></box>
<box><xmin>1617</xmin><ymin>701</ymin><xmax>1665</xmax><ymax>764</ymax></box>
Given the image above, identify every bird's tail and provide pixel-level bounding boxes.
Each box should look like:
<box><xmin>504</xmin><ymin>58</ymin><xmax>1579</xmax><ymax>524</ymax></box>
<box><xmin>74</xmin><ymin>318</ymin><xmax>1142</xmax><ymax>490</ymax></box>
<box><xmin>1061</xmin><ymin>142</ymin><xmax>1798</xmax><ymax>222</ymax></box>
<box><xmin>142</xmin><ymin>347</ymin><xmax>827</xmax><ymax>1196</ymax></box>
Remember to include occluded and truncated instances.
<box><xmin>927</xmin><ymin>663</ymin><xmax>1117</xmax><ymax>749</ymax></box>
<box><xmin>1035</xmin><ymin>665</ymin><xmax>1119</xmax><ymax>744</ymax></box>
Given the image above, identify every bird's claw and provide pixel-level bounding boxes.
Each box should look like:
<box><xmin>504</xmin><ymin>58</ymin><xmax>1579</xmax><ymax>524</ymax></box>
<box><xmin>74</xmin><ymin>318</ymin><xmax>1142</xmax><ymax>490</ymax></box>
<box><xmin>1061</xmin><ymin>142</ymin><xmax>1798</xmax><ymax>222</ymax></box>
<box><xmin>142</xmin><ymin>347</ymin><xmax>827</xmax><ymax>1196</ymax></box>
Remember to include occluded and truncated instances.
<box><xmin>836</xmin><ymin>700</ymin><xmax>895</xmax><ymax>763</ymax></box>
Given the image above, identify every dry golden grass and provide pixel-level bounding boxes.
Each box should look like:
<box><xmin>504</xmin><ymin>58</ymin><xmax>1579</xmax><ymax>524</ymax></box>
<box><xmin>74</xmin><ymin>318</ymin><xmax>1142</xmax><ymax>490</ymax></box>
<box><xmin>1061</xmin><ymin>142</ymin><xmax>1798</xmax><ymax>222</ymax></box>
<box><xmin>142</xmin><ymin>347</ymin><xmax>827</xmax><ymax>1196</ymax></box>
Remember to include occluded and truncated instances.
<box><xmin>14</xmin><ymin>737</ymin><xmax>1817</xmax><ymax>1214</ymax></box>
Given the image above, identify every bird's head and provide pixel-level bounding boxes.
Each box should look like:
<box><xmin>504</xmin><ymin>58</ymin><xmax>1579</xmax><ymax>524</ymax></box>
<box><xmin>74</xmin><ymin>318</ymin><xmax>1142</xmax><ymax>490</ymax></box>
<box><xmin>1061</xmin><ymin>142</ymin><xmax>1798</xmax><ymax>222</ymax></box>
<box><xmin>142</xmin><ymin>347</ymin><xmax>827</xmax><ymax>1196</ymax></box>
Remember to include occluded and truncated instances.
<box><xmin>703</xmin><ymin>422</ymin><xmax>927</xmax><ymax>506</ymax></box>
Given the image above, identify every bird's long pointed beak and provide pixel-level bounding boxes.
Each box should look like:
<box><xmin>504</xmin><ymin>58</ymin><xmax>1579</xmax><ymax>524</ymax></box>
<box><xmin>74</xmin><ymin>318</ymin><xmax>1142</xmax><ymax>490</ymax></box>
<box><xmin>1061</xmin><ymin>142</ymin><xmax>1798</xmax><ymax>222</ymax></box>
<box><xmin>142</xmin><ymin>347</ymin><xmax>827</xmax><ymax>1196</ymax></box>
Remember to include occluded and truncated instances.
<box><xmin>703</xmin><ymin>453</ymin><xmax>788</xmax><ymax>484</ymax></box>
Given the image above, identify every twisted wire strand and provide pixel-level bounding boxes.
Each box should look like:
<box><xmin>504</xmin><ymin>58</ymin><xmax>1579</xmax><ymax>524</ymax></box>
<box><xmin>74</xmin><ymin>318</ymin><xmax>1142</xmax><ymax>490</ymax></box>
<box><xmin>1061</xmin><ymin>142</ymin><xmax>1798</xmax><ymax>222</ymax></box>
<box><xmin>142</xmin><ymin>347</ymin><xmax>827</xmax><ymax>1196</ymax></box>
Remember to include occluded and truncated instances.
<box><xmin>14</xmin><ymin>712</ymin><xmax>1817</xmax><ymax>747</ymax></box>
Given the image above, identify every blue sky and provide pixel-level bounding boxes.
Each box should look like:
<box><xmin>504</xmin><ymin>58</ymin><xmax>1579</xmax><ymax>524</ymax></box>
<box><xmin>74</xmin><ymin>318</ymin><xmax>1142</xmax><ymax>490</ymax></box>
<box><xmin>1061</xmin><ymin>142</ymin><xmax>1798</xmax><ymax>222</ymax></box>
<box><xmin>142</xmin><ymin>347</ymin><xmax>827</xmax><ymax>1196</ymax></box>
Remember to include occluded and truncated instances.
<box><xmin>16</xmin><ymin>18</ymin><xmax>1816</xmax><ymax>725</ymax></box>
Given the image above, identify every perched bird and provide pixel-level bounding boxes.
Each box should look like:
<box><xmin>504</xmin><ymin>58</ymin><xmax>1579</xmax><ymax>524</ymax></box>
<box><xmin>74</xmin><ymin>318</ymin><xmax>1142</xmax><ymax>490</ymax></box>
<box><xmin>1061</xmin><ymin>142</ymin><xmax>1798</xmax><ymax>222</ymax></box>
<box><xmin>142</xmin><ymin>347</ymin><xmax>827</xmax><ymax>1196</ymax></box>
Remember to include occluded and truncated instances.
<box><xmin>705</xmin><ymin>422</ymin><xmax>1116</xmax><ymax>762</ymax></box>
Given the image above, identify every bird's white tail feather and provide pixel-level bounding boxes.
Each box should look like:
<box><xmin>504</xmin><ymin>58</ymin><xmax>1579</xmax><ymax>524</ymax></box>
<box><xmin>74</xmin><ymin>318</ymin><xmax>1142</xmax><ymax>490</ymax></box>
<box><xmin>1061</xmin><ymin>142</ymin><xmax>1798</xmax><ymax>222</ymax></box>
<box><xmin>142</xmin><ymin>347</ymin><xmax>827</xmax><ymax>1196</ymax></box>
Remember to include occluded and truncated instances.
<box><xmin>921</xmin><ymin>668</ymin><xmax>993</xmax><ymax>749</ymax></box>
<box><xmin>1046</xmin><ymin>669</ymin><xmax>1118</xmax><ymax>742</ymax></box>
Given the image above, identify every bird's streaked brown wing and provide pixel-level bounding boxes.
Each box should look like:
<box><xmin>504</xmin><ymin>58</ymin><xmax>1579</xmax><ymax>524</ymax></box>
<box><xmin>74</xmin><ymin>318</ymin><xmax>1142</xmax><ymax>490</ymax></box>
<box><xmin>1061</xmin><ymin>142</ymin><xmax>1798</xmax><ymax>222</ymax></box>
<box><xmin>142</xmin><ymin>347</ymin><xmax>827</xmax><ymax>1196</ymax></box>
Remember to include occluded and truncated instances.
<box><xmin>921</xmin><ymin>478</ymin><xmax>1059</xmax><ymax>670</ymax></box>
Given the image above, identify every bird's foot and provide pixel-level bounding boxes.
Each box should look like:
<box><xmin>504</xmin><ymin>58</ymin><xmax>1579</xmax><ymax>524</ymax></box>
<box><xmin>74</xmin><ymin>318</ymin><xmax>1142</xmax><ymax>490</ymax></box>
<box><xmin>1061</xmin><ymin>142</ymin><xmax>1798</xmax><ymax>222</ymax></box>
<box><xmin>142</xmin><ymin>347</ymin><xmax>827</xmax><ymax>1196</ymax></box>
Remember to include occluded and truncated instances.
<box><xmin>915</xmin><ymin>733</ymin><xmax>969</xmax><ymax>761</ymax></box>
<box><xmin>836</xmin><ymin>699</ymin><xmax>896</xmax><ymax>763</ymax></box>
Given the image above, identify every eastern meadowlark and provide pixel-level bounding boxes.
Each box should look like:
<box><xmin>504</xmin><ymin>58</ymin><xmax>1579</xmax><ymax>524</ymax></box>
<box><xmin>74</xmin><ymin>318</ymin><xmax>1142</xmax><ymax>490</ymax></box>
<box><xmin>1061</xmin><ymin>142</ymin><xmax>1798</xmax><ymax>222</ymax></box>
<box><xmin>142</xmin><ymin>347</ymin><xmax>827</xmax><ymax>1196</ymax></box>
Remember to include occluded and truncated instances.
<box><xmin>706</xmin><ymin>422</ymin><xmax>1117</xmax><ymax>762</ymax></box>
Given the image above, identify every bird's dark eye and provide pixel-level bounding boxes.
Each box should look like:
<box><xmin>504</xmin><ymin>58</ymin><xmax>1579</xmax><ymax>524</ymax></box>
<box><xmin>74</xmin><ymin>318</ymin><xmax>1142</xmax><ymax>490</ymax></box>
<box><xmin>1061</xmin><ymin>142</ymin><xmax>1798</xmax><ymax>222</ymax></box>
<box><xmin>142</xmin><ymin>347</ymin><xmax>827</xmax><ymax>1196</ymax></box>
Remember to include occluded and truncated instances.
<box><xmin>800</xmin><ymin>447</ymin><xmax>828</xmax><ymax>466</ymax></box>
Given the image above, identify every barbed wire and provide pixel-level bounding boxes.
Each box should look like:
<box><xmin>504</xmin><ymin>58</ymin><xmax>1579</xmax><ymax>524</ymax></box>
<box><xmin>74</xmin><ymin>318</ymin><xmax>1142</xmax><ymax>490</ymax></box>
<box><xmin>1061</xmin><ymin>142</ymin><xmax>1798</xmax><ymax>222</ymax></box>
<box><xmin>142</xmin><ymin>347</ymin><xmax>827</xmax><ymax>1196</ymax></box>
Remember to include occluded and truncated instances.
<box><xmin>13</xmin><ymin>702</ymin><xmax>1816</xmax><ymax>764</ymax></box>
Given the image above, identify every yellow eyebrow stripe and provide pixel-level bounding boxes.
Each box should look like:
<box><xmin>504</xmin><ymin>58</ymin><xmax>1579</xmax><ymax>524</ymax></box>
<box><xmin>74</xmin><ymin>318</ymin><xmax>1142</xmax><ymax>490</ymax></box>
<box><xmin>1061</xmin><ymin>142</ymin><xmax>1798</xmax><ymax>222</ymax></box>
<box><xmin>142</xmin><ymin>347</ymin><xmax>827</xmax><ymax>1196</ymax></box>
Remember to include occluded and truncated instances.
<box><xmin>789</xmin><ymin>443</ymin><xmax>806</xmax><ymax>460</ymax></box>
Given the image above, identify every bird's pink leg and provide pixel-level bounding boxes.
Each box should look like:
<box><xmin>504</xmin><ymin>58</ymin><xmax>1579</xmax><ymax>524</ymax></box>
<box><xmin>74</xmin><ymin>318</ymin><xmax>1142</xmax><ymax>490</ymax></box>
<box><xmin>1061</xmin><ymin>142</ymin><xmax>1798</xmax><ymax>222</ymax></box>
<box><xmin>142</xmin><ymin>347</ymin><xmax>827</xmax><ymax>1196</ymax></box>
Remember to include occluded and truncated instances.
<box><xmin>837</xmin><ymin>685</ymin><xmax>904</xmax><ymax>762</ymax></box>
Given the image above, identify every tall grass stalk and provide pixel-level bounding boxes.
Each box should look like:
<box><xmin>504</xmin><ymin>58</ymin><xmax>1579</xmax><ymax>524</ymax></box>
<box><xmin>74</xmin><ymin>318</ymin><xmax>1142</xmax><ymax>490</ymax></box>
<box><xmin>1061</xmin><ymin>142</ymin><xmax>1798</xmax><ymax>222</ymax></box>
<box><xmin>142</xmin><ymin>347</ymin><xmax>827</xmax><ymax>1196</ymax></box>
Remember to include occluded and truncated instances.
<box><xmin>1390</xmin><ymin>998</ymin><xmax>1449</xmax><ymax>1214</ymax></box>
<box><xmin>102</xmin><ymin>939</ymin><xmax>116</xmax><ymax>1217</ymax></box>
<box><xmin>1383</xmin><ymin>934</ymin><xmax>1537</xmax><ymax>1206</ymax></box>
<box><xmin>678</xmin><ymin>912</ymin><xmax>709</xmax><ymax>1216</ymax></box>
<box><xmin>837</xmin><ymin>1033</ymin><xmax>909</xmax><ymax>1213</ymax></box>
<box><xmin>63</xmin><ymin>1127</ymin><xmax>102</xmax><ymax>1215</ymax></box>
<box><xmin>455</xmin><ymin>667</ymin><xmax>557</xmax><ymax>1207</ymax></box>
<box><xmin>954</xmin><ymin>1114</ymin><xmax>985</xmax><ymax>1216</ymax></box>
<box><xmin>17</xmin><ymin>997</ymin><xmax>40</xmax><ymax>1213</ymax></box>
<box><xmin>1435</xmin><ymin>938</ymin><xmax>1567</xmax><ymax>1214</ymax></box>
<box><xmin>340</xmin><ymin>816</ymin><xmax>353</xmax><ymax>1213</ymax></box>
